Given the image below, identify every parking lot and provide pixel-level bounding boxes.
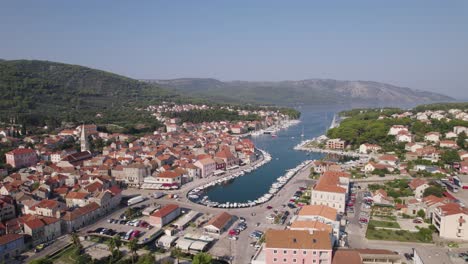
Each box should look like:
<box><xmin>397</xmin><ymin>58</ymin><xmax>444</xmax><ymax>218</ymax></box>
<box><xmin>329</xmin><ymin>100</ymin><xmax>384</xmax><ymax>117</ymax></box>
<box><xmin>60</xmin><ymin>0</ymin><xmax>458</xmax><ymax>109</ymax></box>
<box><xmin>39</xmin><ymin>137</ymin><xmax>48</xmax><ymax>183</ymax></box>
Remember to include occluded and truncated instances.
<box><xmin>81</xmin><ymin>201</ymin><xmax>165</xmax><ymax>244</ymax></box>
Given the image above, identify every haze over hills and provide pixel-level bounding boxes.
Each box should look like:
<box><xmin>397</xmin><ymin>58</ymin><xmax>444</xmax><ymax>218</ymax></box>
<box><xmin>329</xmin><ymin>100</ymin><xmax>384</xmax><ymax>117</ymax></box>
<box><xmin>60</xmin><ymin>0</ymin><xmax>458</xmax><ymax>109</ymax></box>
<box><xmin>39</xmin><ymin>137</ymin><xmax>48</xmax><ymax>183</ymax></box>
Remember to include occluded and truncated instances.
<box><xmin>147</xmin><ymin>78</ymin><xmax>455</xmax><ymax>108</ymax></box>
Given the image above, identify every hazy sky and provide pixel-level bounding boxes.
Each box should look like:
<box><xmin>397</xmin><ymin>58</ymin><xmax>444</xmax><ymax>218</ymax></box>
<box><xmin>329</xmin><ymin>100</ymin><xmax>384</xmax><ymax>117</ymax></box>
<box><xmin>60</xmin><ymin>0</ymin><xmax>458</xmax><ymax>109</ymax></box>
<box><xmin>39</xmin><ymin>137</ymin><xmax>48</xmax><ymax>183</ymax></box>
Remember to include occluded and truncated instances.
<box><xmin>1</xmin><ymin>1</ymin><xmax>467</xmax><ymax>97</ymax></box>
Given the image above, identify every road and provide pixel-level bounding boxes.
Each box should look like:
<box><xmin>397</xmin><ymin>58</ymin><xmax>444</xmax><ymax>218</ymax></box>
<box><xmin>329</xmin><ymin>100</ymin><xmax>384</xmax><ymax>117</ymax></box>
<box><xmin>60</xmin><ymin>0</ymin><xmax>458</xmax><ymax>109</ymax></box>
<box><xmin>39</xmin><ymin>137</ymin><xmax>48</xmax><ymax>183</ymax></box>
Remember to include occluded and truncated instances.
<box><xmin>125</xmin><ymin>162</ymin><xmax>315</xmax><ymax>264</ymax></box>
<box><xmin>23</xmin><ymin>234</ymin><xmax>71</xmax><ymax>263</ymax></box>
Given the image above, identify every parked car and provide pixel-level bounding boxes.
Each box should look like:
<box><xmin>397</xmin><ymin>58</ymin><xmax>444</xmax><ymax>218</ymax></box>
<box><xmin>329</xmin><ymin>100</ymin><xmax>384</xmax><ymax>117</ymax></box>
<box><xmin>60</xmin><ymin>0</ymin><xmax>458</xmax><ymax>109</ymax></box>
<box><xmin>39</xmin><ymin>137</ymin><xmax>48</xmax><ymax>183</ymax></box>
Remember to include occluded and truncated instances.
<box><xmin>239</xmin><ymin>217</ymin><xmax>246</xmax><ymax>222</ymax></box>
<box><xmin>413</xmin><ymin>218</ymin><xmax>423</xmax><ymax>224</ymax></box>
<box><xmin>266</xmin><ymin>205</ymin><xmax>273</xmax><ymax>209</ymax></box>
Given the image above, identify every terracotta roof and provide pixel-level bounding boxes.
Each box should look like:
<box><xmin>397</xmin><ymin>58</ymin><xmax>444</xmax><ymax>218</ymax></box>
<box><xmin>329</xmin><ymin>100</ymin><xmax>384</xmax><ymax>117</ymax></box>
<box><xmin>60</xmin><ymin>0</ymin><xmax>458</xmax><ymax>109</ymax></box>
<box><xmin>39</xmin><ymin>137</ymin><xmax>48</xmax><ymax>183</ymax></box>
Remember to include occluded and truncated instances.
<box><xmin>438</xmin><ymin>203</ymin><xmax>468</xmax><ymax>216</ymax></box>
<box><xmin>66</xmin><ymin>192</ymin><xmax>88</xmax><ymax>200</ymax></box>
<box><xmin>298</xmin><ymin>205</ymin><xmax>337</xmax><ymax>220</ymax></box>
<box><xmin>24</xmin><ymin>218</ymin><xmax>45</xmax><ymax>230</ymax></box>
<box><xmin>157</xmin><ymin>171</ymin><xmax>181</xmax><ymax>179</ymax></box>
<box><xmin>61</xmin><ymin>202</ymin><xmax>100</xmax><ymax>221</ymax></box>
<box><xmin>409</xmin><ymin>178</ymin><xmax>428</xmax><ymax>190</ymax></box>
<box><xmin>332</xmin><ymin>249</ymin><xmax>361</xmax><ymax>264</ymax></box>
<box><xmin>7</xmin><ymin>148</ymin><xmax>35</xmax><ymax>155</ymax></box>
<box><xmin>314</xmin><ymin>171</ymin><xmax>349</xmax><ymax>193</ymax></box>
<box><xmin>265</xmin><ymin>229</ymin><xmax>331</xmax><ymax>250</ymax></box>
<box><xmin>151</xmin><ymin>204</ymin><xmax>179</xmax><ymax>218</ymax></box>
<box><xmin>205</xmin><ymin>212</ymin><xmax>232</xmax><ymax>230</ymax></box>
<box><xmin>0</xmin><ymin>234</ymin><xmax>23</xmax><ymax>246</ymax></box>
<box><xmin>290</xmin><ymin>221</ymin><xmax>333</xmax><ymax>233</ymax></box>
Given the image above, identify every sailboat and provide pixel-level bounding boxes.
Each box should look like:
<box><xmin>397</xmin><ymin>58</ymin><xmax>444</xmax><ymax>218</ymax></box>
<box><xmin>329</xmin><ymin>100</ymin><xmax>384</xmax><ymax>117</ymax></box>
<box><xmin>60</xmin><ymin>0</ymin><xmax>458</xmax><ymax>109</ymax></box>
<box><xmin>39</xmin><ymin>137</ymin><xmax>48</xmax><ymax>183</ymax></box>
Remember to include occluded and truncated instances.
<box><xmin>301</xmin><ymin>125</ymin><xmax>304</xmax><ymax>138</ymax></box>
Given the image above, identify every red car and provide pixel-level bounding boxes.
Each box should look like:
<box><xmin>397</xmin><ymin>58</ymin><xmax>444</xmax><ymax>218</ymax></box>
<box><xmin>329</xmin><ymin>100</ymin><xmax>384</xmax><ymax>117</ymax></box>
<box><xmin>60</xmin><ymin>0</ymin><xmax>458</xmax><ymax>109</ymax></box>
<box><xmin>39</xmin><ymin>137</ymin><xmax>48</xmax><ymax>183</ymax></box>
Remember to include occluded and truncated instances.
<box><xmin>229</xmin><ymin>229</ymin><xmax>239</xmax><ymax>236</ymax></box>
<box><xmin>266</xmin><ymin>206</ymin><xmax>273</xmax><ymax>209</ymax></box>
<box><xmin>130</xmin><ymin>230</ymin><xmax>140</xmax><ymax>239</ymax></box>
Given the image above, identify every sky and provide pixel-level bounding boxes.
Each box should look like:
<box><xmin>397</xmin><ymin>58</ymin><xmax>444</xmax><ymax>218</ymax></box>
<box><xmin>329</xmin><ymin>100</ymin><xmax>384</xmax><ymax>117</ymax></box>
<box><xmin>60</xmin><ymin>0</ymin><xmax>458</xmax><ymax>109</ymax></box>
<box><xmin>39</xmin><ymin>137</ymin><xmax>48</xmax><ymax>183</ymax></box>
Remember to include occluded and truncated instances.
<box><xmin>1</xmin><ymin>1</ymin><xmax>467</xmax><ymax>98</ymax></box>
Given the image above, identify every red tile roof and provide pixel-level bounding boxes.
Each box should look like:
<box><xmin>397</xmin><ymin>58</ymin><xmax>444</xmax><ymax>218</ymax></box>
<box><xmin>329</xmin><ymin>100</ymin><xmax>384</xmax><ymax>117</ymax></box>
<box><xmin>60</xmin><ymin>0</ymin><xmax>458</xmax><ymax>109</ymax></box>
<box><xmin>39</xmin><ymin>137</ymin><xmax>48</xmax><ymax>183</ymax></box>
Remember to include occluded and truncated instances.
<box><xmin>151</xmin><ymin>204</ymin><xmax>179</xmax><ymax>218</ymax></box>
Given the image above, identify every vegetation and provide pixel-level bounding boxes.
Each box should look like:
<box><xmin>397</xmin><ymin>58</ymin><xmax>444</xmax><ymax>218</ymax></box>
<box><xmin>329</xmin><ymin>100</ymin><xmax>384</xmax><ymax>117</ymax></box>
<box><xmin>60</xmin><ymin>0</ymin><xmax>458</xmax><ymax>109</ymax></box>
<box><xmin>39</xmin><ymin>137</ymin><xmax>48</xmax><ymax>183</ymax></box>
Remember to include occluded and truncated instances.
<box><xmin>366</xmin><ymin>227</ymin><xmax>433</xmax><ymax>243</ymax></box>
<box><xmin>368</xmin><ymin>180</ymin><xmax>413</xmax><ymax>199</ymax></box>
<box><xmin>192</xmin><ymin>252</ymin><xmax>213</xmax><ymax>264</ymax></box>
<box><xmin>0</xmin><ymin>59</ymin><xmax>193</xmax><ymax>134</ymax></box>
<box><xmin>368</xmin><ymin>220</ymin><xmax>400</xmax><ymax>229</ymax></box>
<box><xmin>163</xmin><ymin>109</ymin><xmax>260</xmax><ymax>124</ymax></box>
<box><xmin>413</xmin><ymin>102</ymin><xmax>468</xmax><ymax>112</ymax></box>
<box><xmin>423</xmin><ymin>185</ymin><xmax>445</xmax><ymax>198</ymax></box>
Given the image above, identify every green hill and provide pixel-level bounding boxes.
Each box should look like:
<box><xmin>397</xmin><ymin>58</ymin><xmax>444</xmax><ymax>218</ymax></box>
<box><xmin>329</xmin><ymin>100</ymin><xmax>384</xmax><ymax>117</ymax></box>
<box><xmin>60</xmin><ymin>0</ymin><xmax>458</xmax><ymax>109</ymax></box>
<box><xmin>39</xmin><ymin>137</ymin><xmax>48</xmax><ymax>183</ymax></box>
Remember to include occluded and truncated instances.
<box><xmin>0</xmin><ymin>60</ymin><xmax>188</xmax><ymax>132</ymax></box>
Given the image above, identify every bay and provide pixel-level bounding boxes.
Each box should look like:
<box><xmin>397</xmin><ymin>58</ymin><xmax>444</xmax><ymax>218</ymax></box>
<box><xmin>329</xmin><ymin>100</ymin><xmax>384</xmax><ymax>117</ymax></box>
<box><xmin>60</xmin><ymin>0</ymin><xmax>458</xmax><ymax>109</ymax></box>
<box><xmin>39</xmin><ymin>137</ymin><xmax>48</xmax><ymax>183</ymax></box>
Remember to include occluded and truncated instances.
<box><xmin>204</xmin><ymin>106</ymin><xmax>340</xmax><ymax>203</ymax></box>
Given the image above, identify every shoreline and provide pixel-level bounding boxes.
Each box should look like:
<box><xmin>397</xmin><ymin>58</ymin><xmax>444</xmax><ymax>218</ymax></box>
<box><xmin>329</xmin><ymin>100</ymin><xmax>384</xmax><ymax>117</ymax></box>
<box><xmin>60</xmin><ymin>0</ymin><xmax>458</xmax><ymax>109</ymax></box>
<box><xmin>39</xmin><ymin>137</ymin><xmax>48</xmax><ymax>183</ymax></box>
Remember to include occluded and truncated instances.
<box><xmin>187</xmin><ymin>158</ymin><xmax>313</xmax><ymax>208</ymax></box>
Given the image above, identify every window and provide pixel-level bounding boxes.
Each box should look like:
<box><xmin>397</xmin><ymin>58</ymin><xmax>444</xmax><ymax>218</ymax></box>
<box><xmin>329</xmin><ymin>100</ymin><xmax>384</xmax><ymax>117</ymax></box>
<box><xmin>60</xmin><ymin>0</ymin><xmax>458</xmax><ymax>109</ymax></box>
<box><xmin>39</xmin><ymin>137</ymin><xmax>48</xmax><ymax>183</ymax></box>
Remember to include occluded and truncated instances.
<box><xmin>284</xmin><ymin>250</ymin><xmax>287</xmax><ymax>254</ymax></box>
<box><xmin>293</xmin><ymin>251</ymin><xmax>297</xmax><ymax>255</ymax></box>
<box><xmin>293</xmin><ymin>259</ymin><xmax>297</xmax><ymax>263</ymax></box>
<box><xmin>273</xmin><ymin>258</ymin><xmax>277</xmax><ymax>262</ymax></box>
<box><xmin>274</xmin><ymin>250</ymin><xmax>277</xmax><ymax>254</ymax></box>
<box><xmin>313</xmin><ymin>251</ymin><xmax>317</xmax><ymax>255</ymax></box>
<box><xmin>303</xmin><ymin>251</ymin><xmax>307</xmax><ymax>255</ymax></box>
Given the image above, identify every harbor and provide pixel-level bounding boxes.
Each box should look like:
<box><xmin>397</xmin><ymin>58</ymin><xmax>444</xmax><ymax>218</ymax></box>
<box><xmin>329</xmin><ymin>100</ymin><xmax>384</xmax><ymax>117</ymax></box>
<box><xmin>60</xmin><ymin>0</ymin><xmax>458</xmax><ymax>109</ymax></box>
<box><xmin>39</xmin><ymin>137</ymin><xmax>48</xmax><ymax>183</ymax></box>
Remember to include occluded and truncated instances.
<box><xmin>187</xmin><ymin>159</ymin><xmax>313</xmax><ymax>208</ymax></box>
<box><xmin>198</xmin><ymin>107</ymin><xmax>337</xmax><ymax>204</ymax></box>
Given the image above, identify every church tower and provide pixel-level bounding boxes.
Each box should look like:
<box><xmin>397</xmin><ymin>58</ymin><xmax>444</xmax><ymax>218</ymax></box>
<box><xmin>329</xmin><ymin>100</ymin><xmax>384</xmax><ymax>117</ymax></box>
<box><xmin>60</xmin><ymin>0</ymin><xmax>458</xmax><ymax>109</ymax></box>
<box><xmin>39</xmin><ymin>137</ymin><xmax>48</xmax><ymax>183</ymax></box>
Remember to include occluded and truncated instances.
<box><xmin>80</xmin><ymin>124</ymin><xmax>90</xmax><ymax>152</ymax></box>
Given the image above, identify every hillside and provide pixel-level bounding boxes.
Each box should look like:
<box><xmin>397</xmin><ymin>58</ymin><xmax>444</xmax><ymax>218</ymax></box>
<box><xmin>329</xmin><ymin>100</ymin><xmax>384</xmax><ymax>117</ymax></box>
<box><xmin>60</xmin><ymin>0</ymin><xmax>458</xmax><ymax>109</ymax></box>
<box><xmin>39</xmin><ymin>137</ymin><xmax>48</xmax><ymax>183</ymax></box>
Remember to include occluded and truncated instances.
<box><xmin>147</xmin><ymin>78</ymin><xmax>454</xmax><ymax>107</ymax></box>
<box><xmin>0</xmin><ymin>60</ymin><xmax>184</xmax><ymax>132</ymax></box>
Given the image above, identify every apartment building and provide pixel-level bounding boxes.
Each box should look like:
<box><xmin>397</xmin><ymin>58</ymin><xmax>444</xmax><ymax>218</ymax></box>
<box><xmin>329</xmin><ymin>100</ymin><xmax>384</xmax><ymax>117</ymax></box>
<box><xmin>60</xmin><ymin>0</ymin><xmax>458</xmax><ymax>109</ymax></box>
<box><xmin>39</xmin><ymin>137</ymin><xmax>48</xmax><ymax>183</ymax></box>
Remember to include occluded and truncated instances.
<box><xmin>311</xmin><ymin>171</ymin><xmax>350</xmax><ymax>213</ymax></box>
<box><xmin>265</xmin><ymin>229</ymin><xmax>332</xmax><ymax>264</ymax></box>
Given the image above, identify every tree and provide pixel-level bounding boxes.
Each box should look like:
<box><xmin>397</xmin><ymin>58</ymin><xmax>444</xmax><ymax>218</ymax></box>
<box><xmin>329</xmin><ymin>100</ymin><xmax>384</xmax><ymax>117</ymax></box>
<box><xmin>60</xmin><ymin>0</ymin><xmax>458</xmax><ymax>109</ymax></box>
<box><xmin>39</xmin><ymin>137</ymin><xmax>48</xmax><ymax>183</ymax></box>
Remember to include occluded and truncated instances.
<box><xmin>423</xmin><ymin>186</ymin><xmax>444</xmax><ymax>198</ymax></box>
<box><xmin>417</xmin><ymin>209</ymin><xmax>426</xmax><ymax>219</ymax></box>
<box><xmin>128</xmin><ymin>238</ymin><xmax>139</xmax><ymax>264</ymax></box>
<box><xmin>113</xmin><ymin>235</ymin><xmax>122</xmax><ymax>251</ymax></box>
<box><xmin>441</xmin><ymin>149</ymin><xmax>461</xmax><ymax>164</ymax></box>
<box><xmin>71</xmin><ymin>232</ymin><xmax>82</xmax><ymax>250</ymax></box>
<box><xmin>136</xmin><ymin>253</ymin><xmax>155</xmax><ymax>264</ymax></box>
<box><xmin>107</xmin><ymin>236</ymin><xmax>117</xmax><ymax>262</ymax></box>
<box><xmin>458</xmin><ymin>131</ymin><xmax>467</xmax><ymax>149</ymax></box>
<box><xmin>171</xmin><ymin>247</ymin><xmax>183</xmax><ymax>264</ymax></box>
<box><xmin>192</xmin><ymin>252</ymin><xmax>212</xmax><ymax>264</ymax></box>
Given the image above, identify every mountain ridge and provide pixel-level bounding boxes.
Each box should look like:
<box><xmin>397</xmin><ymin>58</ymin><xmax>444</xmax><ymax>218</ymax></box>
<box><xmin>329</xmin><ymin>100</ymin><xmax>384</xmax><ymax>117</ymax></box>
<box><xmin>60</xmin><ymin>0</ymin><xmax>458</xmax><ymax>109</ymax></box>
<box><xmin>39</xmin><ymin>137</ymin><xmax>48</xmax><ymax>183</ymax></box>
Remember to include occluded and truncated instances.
<box><xmin>145</xmin><ymin>78</ymin><xmax>454</xmax><ymax>108</ymax></box>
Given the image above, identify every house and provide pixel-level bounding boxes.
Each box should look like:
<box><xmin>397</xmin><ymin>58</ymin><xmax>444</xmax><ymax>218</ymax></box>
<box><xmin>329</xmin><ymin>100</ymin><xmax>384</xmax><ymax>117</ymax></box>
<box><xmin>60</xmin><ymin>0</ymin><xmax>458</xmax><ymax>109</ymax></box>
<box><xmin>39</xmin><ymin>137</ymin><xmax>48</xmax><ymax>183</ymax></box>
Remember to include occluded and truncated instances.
<box><xmin>23</xmin><ymin>216</ymin><xmax>61</xmax><ymax>246</ymax></box>
<box><xmin>372</xmin><ymin>189</ymin><xmax>394</xmax><ymax>206</ymax></box>
<box><xmin>377</xmin><ymin>154</ymin><xmax>399</xmax><ymax>166</ymax></box>
<box><xmin>424</xmin><ymin>132</ymin><xmax>440</xmax><ymax>143</ymax></box>
<box><xmin>61</xmin><ymin>202</ymin><xmax>101</xmax><ymax>233</ymax></box>
<box><xmin>0</xmin><ymin>196</ymin><xmax>16</xmax><ymax>222</ymax></box>
<box><xmin>203</xmin><ymin>212</ymin><xmax>233</xmax><ymax>234</ymax></box>
<box><xmin>405</xmin><ymin>142</ymin><xmax>424</xmax><ymax>152</ymax></box>
<box><xmin>363</xmin><ymin>162</ymin><xmax>392</xmax><ymax>173</ymax></box>
<box><xmin>332</xmin><ymin>249</ymin><xmax>402</xmax><ymax>264</ymax></box>
<box><xmin>388</xmin><ymin>125</ymin><xmax>408</xmax><ymax>136</ymax></box>
<box><xmin>65</xmin><ymin>192</ymin><xmax>89</xmax><ymax>208</ymax></box>
<box><xmin>5</xmin><ymin>148</ymin><xmax>37</xmax><ymax>168</ymax></box>
<box><xmin>152</xmin><ymin>171</ymin><xmax>182</xmax><ymax>188</ymax></box>
<box><xmin>293</xmin><ymin>205</ymin><xmax>340</xmax><ymax>245</ymax></box>
<box><xmin>310</xmin><ymin>171</ymin><xmax>350</xmax><ymax>213</ymax></box>
<box><xmin>264</xmin><ymin>230</ymin><xmax>332</xmax><ymax>264</ymax></box>
<box><xmin>396</xmin><ymin>131</ymin><xmax>412</xmax><ymax>143</ymax></box>
<box><xmin>454</xmin><ymin>126</ymin><xmax>468</xmax><ymax>135</ymax></box>
<box><xmin>359</xmin><ymin>144</ymin><xmax>381</xmax><ymax>154</ymax></box>
<box><xmin>214</xmin><ymin>148</ymin><xmax>239</xmax><ymax>168</ymax></box>
<box><xmin>432</xmin><ymin>203</ymin><xmax>468</xmax><ymax>240</ymax></box>
<box><xmin>409</xmin><ymin>178</ymin><xmax>430</xmax><ymax>199</ymax></box>
<box><xmin>461</xmin><ymin>161</ymin><xmax>468</xmax><ymax>174</ymax></box>
<box><xmin>25</xmin><ymin>199</ymin><xmax>66</xmax><ymax>219</ymax></box>
<box><xmin>446</xmin><ymin>131</ymin><xmax>458</xmax><ymax>139</ymax></box>
<box><xmin>194</xmin><ymin>158</ymin><xmax>216</xmax><ymax>177</ymax></box>
<box><xmin>326</xmin><ymin>139</ymin><xmax>346</xmax><ymax>150</ymax></box>
<box><xmin>422</xmin><ymin>195</ymin><xmax>449</xmax><ymax>220</ymax></box>
<box><xmin>440</xmin><ymin>140</ymin><xmax>458</xmax><ymax>149</ymax></box>
<box><xmin>0</xmin><ymin>234</ymin><xmax>25</xmax><ymax>262</ymax></box>
<box><xmin>148</xmin><ymin>204</ymin><xmax>180</xmax><ymax>228</ymax></box>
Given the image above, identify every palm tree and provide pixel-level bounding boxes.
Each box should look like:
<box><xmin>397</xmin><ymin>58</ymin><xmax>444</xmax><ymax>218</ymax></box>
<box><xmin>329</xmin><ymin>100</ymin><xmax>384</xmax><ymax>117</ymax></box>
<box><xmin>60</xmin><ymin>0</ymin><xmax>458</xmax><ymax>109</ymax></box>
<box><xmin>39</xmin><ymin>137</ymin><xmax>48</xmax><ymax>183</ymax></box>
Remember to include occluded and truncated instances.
<box><xmin>171</xmin><ymin>247</ymin><xmax>183</xmax><ymax>264</ymax></box>
<box><xmin>107</xmin><ymin>237</ymin><xmax>116</xmax><ymax>263</ymax></box>
<box><xmin>113</xmin><ymin>235</ymin><xmax>122</xmax><ymax>251</ymax></box>
<box><xmin>71</xmin><ymin>232</ymin><xmax>82</xmax><ymax>250</ymax></box>
<box><xmin>128</xmin><ymin>238</ymin><xmax>139</xmax><ymax>264</ymax></box>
